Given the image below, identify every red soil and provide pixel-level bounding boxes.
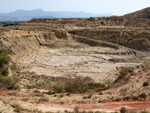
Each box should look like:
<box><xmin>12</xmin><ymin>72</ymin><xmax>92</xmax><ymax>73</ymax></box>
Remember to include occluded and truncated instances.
<box><xmin>76</xmin><ymin>101</ymin><xmax>150</xmax><ymax>111</ymax></box>
<box><xmin>0</xmin><ymin>91</ymin><xmax>150</xmax><ymax>112</ymax></box>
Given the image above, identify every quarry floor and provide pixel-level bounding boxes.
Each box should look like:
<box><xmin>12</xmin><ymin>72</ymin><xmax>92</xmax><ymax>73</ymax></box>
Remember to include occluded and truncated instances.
<box><xmin>16</xmin><ymin>46</ymin><xmax>141</xmax><ymax>83</ymax></box>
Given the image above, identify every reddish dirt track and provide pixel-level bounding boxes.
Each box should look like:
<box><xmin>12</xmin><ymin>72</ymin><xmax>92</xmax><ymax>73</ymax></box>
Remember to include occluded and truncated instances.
<box><xmin>75</xmin><ymin>101</ymin><xmax>150</xmax><ymax>111</ymax></box>
<box><xmin>0</xmin><ymin>92</ymin><xmax>150</xmax><ymax>112</ymax></box>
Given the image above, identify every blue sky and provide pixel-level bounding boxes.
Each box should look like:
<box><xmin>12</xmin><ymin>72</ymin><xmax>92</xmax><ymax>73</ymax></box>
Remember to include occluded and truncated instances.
<box><xmin>1</xmin><ymin>0</ymin><xmax>150</xmax><ymax>15</ymax></box>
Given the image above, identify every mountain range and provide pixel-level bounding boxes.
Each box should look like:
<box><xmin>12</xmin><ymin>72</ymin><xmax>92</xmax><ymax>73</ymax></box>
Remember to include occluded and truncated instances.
<box><xmin>0</xmin><ymin>9</ymin><xmax>112</xmax><ymax>21</ymax></box>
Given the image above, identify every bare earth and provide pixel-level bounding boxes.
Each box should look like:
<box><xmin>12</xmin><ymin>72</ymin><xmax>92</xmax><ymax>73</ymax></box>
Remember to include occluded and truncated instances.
<box><xmin>16</xmin><ymin>47</ymin><xmax>141</xmax><ymax>83</ymax></box>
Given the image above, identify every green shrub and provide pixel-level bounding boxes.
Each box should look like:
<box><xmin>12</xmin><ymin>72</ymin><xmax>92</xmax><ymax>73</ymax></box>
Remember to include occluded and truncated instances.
<box><xmin>0</xmin><ymin>49</ymin><xmax>8</xmax><ymax>54</ymax></box>
<box><xmin>139</xmin><ymin>93</ymin><xmax>147</xmax><ymax>100</ymax></box>
<box><xmin>1</xmin><ymin>66</ymin><xmax>8</xmax><ymax>76</ymax></box>
<box><xmin>120</xmin><ymin>107</ymin><xmax>128</xmax><ymax>113</ymax></box>
<box><xmin>0</xmin><ymin>55</ymin><xmax>10</xmax><ymax>67</ymax></box>
<box><xmin>143</xmin><ymin>82</ymin><xmax>149</xmax><ymax>87</ymax></box>
<box><xmin>64</xmin><ymin>79</ymin><xmax>88</xmax><ymax>93</ymax></box>
<box><xmin>0</xmin><ymin>49</ymin><xmax>10</xmax><ymax>77</ymax></box>
<box><xmin>53</xmin><ymin>83</ymin><xmax>64</xmax><ymax>93</ymax></box>
<box><xmin>0</xmin><ymin>76</ymin><xmax>18</xmax><ymax>90</ymax></box>
<box><xmin>87</xmin><ymin>83</ymin><xmax>106</xmax><ymax>90</ymax></box>
<box><xmin>141</xmin><ymin>110</ymin><xmax>149</xmax><ymax>113</ymax></box>
<box><xmin>132</xmin><ymin>96</ymin><xmax>139</xmax><ymax>101</ymax></box>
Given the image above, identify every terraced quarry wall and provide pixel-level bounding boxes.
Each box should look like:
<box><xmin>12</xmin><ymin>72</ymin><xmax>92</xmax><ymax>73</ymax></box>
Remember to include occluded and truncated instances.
<box><xmin>69</xmin><ymin>28</ymin><xmax>150</xmax><ymax>51</ymax></box>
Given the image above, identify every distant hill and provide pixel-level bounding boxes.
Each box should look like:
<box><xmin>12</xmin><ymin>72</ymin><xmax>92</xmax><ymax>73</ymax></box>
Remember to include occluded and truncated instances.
<box><xmin>123</xmin><ymin>7</ymin><xmax>150</xmax><ymax>19</ymax></box>
<box><xmin>92</xmin><ymin>7</ymin><xmax>150</xmax><ymax>27</ymax></box>
<box><xmin>120</xmin><ymin>7</ymin><xmax>150</xmax><ymax>26</ymax></box>
<box><xmin>0</xmin><ymin>9</ymin><xmax>112</xmax><ymax>22</ymax></box>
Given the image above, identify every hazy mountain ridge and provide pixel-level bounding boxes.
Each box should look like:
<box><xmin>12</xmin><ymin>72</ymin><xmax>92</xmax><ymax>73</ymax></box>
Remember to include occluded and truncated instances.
<box><xmin>0</xmin><ymin>9</ymin><xmax>112</xmax><ymax>21</ymax></box>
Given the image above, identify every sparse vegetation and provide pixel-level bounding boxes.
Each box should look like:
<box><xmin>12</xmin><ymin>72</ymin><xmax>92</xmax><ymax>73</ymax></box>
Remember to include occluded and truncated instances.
<box><xmin>1</xmin><ymin>66</ymin><xmax>8</xmax><ymax>76</ymax></box>
<box><xmin>0</xmin><ymin>49</ymin><xmax>19</xmax><ymax>90</ymax></box>
<box><xmin>0</xmin><ymin>76</ymin><xmax>18</xmax><ymax>90</ymax></box>
<box><xmin>53</xmin><ymin>82</ymin><xmax>64</xmax><ymax>93</ymax></box>
<box><xmin>52</xmin><ymin>78</ymin><xmax>106</xmax><ymax>94</ymax></box>
<box><xmin>0</xmin><ymin>54</ymin><xmax>10</xmax><ymax>67</ymax></box>
<box><xmin>64</xmin><ymin>79</ymin><xmax>88</xmax><ymax>93</ymax></box>
<box><xmin>0</xmin><ymin>49</ymin><xmax>10</xmax><ymax>77</ymax></box>
<box><xmin>132</xmin><ymin>96</ymin><xmax>139</xmax><ymax>101</ymax></box>
<box><xmin>120</xmin><ymin>88</ymin><xmax>128</xmax><ymax>96</ymax></box>
<box><xmin>87</xmin><ymin>83</ymin><xmax>106</xmax><ymax>90</ymax></box>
